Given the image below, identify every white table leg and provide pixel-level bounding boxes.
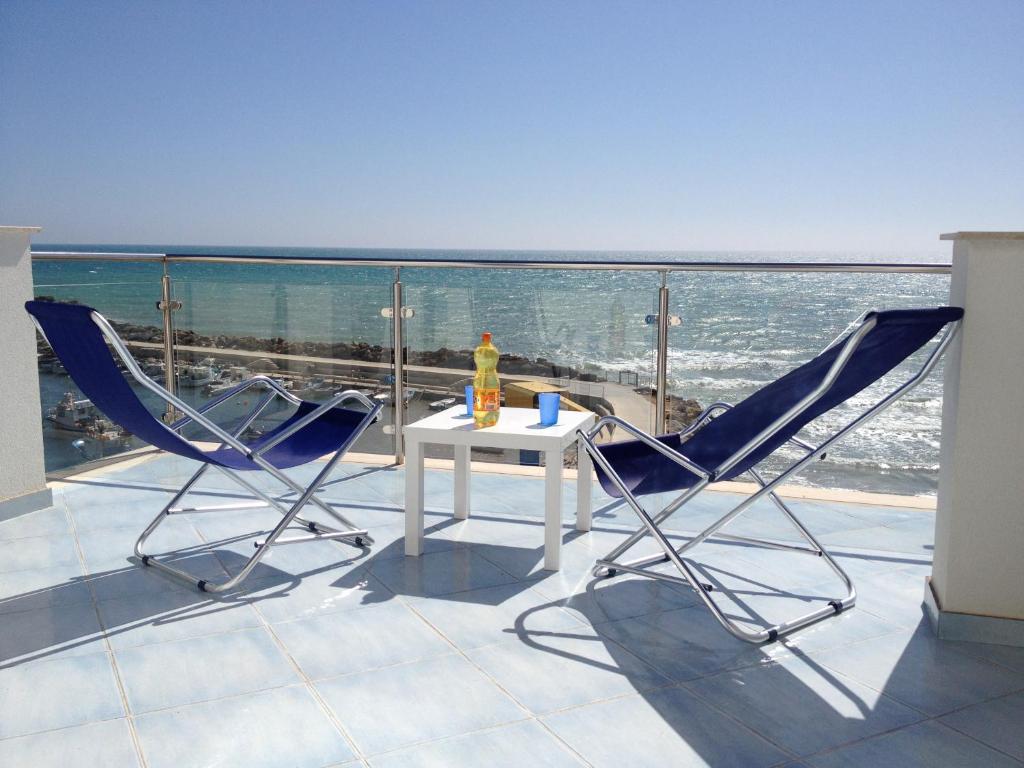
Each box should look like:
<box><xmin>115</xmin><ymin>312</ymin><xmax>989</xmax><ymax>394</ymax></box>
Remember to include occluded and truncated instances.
<box><xmin>544</xmin><ymin>449</ymin><xmax>562</xmax><ymax>570</ymax></box>
<box><xmin>576</xmin><ymin>439</ymin><xmax>592</xmax><ymax>532</ymax></box>
<box><xmin>454</xmin><ymin>444</ymin><xmax>471</xmax><ymax>520</ymax></box>
<box><xmin>404</xmin><ymin>440</ymin><xmax>425</xmax><ymax>556</ymax></box>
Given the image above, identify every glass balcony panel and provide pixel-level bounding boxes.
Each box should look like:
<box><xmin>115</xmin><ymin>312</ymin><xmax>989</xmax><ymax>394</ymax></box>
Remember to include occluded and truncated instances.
<box><xmin>402</xmin><ymin>266</ymin><xmax>660</xmax><ymax>466</ymax></box>
<box><xmin>31</xmin><ymin>253</ymin><xmax>953</xmax><ymax>498</ymax></box>
<box><xmin>168</xmin><ymin>260</ymin><xmax>397</xmax><ymax>458</ymax></box>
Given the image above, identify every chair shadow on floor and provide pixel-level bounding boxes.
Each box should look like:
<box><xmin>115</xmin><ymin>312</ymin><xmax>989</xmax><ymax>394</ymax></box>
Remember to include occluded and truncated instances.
<box><xmin>499</xmin><ymin>554</ymin><xmax>943</xmax><ymax>764</ymax></box>
<box><xmin>0</xmin><ymin>533</ymin><xmax>375</xmax><ymax>669</ymax></box>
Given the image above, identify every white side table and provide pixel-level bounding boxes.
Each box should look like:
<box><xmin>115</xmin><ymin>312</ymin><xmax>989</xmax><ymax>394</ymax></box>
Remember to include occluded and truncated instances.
<box><xmin>403</xmin><ymin>406</ymin><xmax>597</xmax><ymax>570</ymax></box>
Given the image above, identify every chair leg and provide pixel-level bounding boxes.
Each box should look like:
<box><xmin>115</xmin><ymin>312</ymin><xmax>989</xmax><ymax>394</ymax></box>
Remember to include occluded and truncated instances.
<box><xmin>223</xmin><ymin>464</ymin><xmax>369</xmax><ymax>549</ymax></box>
<box><xmin>746</xmin><ymin>468</ymin><xmax>856</xmax><ymax>611</ymax></box>
<box><xmin>134</xmin><ymin>445</ymin><xmax>370</xmax><ymax>593</ymax></box>
<box><xmin>588</xmin><ymin>457</ymin><xmax>856</xmax><ymax>644</ymax></box>
<box><xmin>134</xmin><ymin>462</ymin><xmax>212</xmax><ymax>565</ymax></box>
<box><xmin>279</xmin><ymin>491</ymin><xmax>371</xmax><ymax>544</ymax></box>
<box><xmin>591</xmin><ymin>481</ymin><xmax>706</xmax><ymax>576</ymax></box>
<box><xmin>248</xmin><ymin>458</ymin><xmax>375</xmax><ymax>546</ymax></box>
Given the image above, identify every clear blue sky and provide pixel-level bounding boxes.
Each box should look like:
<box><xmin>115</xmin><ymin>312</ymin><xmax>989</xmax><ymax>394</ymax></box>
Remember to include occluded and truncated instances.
<box><xmin>1</xmin><ymin>1</ymin><xmax>1021</xmax><ymax>252</ymax></box>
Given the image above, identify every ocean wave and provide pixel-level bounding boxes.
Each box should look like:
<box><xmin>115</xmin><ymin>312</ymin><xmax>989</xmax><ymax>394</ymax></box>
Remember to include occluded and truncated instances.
<box><xmin>666</xmin><ymin>348</ymin><xmax>798</xmax><ymax>373</ymax></box>
<box><xmin>671</xmin><ymin>376</ymin><xmax>772</xmax><ymax>391</ymax></box>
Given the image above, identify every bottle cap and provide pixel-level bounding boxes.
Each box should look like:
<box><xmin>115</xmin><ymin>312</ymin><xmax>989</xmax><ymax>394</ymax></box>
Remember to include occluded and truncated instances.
<box><xmin>482</xmin><ymin>332</ymin><xmax>492</xmax><ymax>343</ymax></box>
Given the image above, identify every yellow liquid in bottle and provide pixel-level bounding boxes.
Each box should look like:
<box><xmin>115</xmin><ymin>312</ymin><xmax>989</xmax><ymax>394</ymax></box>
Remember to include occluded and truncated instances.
<box><xmin>473</xmin><ymin>332</ymin><xmax>500</xmax><ymax>428</ymax></box>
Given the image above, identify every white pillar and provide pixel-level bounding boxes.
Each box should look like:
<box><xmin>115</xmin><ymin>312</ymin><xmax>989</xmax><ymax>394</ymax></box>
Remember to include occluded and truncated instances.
<box><xmin>0</xmin><ymin>226</ymin><xmax>51</xmax><ymax>521</ymax></box>
<box><xmin>928</xmin><ymin>232</ymin><xmax>1024</xmax><ymax>645</ymax></box>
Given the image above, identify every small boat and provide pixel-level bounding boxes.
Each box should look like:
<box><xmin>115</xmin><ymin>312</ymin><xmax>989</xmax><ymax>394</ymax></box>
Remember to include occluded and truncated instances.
<box><xmin>142</xmin><ymin>361</ymin><xmax>166</xmax><ymax>382</ymax></box>
<box><xmin>68</xmin><ymin>424</ymin><xmax>133</xmax><ymax>460</ymax></box>
<box><xmin>429</xmin><ymin>397</ymin><xmax>456</xmax><ymax>411</ymax></box>
<box><xmin>87</xmin><ymin>420</ymin><xmax>126</xmax><ymax>443</ymax></box>
<box><xmin>247</xmin><ymin>358</ymin><xmax>279</xmax><ymax>373</ymax></box>
<box><xmin>205</xmin><ymin>380</ymin><xmax>236</xmax><ymax>397</ymax></box>
<box><xmin>40</xmin><ymin>358</ymin><xmax>67</xmax><ymax>375</ymax></box>
<box><xmin>178</xmin><ymin>364</ymin><xmax>218</xmax><ymax>388</ymax></box>
<box><xmin>223</xmin><ymin>366</ymin><xmax>249</xmax><ymax>380</ymax></box>
<box><xmin>204</xmin><ymin>366</ymin><xmax>247</xmax><ymax>396</ymax></box>
<box><xmin>295</xmin><ymin>376</ymin><xmax>336</xmax><ymax>398</ymax></box>
<box><xmin>374</xmin><ymin>388</ymin><xmax>419</xmax><ymax>406</ymax></box>
<box><xmin>47</xmin><ymin>392</ymin><xmax>103</xmax><ymax>432</ymax></box>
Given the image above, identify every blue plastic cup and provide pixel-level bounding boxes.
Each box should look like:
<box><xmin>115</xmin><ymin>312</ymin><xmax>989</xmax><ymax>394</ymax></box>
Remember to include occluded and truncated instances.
<box><xmin>538</xmin><ymin>392</ymin><xmax>560</xmax><ymax>426</ymax></box>
<box><xmin>465</xmin><ymin>385</ymin><xmax>474</xmax><ymax>416</ymax></box>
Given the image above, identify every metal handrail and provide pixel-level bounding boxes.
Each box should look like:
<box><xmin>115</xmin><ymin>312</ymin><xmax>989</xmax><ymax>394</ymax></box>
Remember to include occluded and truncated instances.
<box><xmin>31</xmin><ymin>250</ymin><xmax>952</xmax><ymax>273</ymax></box>
<box><xmin>29</xmin><ymin>249</ymin><xmax>953</xmax><ymax>471</ymax></box>
<box><xmin>32</xmin><ymin>251</ymin><xmax>168</xmax><ymax>261</ymax></box>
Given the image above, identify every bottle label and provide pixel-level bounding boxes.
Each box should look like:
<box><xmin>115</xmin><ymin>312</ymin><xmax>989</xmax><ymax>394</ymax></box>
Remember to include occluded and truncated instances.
<box><xmin>475</xmin><ymin>389</ymin><xmax>499</xmax><ymax>412</ymax></box>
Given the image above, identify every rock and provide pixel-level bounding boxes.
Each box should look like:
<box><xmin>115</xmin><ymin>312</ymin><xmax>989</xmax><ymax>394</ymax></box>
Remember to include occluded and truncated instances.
<box><xmin>667</xmin><ymin>397</ymin><xmax>704</xmax><ymax>432</ymax></box>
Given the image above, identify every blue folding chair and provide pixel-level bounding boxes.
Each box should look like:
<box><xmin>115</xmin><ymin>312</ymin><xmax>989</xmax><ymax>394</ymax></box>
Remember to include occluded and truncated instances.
<box><xmin>26</xmin><ymin>300</ymin><xmax>383</xmax><ymax>593</ymax></box>
<box><xmin>577</xmin><ymin>307</ymin><xmax>964</xmax><ymax>643</ymax></box>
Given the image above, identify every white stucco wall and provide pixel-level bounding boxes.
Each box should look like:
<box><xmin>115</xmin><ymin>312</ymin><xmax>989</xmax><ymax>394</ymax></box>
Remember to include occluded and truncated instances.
<box><xmin>933</xmin><ymin>232</ymin><xmax>1024</xmax><ymax>621</ymax></box>
<box><xmin>0</xmin><ymin>227</ymin><xmax>48</xmax><ymax>507</ymax></box>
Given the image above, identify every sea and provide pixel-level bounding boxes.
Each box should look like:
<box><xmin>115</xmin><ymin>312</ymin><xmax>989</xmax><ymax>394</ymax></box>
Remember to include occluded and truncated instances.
<box><xmin>32</xmin><ymin>245</ymin><xmax>952</xmax><ymax>495</ymax></box>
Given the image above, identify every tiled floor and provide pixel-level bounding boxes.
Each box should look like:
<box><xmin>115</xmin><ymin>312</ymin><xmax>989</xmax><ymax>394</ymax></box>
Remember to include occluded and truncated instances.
<box><xmin>2</xmin><ymin>454</ymin><xmax>1023</xmax><ymax>767</ymax></box>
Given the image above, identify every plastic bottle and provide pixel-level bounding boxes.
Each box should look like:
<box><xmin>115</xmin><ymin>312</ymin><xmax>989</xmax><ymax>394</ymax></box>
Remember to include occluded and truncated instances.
<box><xmin>473</xmin><ymin>332</ymin><xmax>500</xmax><ymax>428</ymax></box>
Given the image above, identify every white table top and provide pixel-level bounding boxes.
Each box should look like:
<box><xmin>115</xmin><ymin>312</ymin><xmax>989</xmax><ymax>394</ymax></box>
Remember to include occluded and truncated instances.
<box><xmin>404</xmin><ymin>406</ymin><xmax>595</xmax><ymax>451</ymax></box>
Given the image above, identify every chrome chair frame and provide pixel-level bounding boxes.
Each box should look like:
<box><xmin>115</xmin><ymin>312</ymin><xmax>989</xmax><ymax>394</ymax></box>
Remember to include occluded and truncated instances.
<box><xmin>576</xmin><ymin>313</ymin><xmax>962</xmax><ymax>643</ymax></box>
<box><xmin>32</xmin><ymin>310</ymin><xmax>383</xmax><ymax>593</ymax></box>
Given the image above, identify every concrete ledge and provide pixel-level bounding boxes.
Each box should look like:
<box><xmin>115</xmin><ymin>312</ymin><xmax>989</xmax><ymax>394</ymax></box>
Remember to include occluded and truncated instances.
<box><xmin>45</xmin><ymin>446</ymin><xmax>161</xmax><ymax>483</ymax></box>
<box><xmin>925</xmin><ymin>576</ymin><xmax>1024</xmax><ymax>648</ymax></box>
<box><xmin>940</xmin><ymin>231</ymin><xmax>1024</xmax><ymax>240</ymax></box>
<box><xmin>0</xmin><ymin>487</ymin><xmax>54</xmax><ymax>522</ymax></box>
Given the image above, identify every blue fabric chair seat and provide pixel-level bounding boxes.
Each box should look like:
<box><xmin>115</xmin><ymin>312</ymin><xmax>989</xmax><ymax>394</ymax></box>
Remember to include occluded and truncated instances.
<box><xmin>207</xmin><ymin>401</ymin><xmax>368</xmax><ymax>470</ymax></box>
<box><xmin>595</xmin><ymin>307</ymin><xmax>964</xmax><ymax>498</ymax></box>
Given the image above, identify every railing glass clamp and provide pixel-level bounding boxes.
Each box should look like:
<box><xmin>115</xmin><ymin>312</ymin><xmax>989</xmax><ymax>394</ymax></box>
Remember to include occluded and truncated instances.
<box><xmin>644</xmin><ymin>314</ymin><xmax>681</xmax><ymax>326</ymax></box>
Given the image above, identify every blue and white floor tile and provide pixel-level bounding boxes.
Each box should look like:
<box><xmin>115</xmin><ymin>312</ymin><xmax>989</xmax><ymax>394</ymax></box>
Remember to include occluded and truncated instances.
<box><xmin>0</xmin><ymin>454</ymin><xmax>1020</xmax><ymax>767</ymax></box>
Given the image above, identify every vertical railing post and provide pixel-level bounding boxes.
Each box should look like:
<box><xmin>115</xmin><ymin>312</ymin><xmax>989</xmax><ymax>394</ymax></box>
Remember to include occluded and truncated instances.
<box><xmin>158</xmin><ymin>259</ymin><xmax>180</xmax><ymax>424</ymax></box>
<box><xmin>655</xmin><ymin>271</ymin><xmax>670</xmax><ymax>433</ymax></box>
<box><xmin>392</xmin><ymin>267</ymin><xmax>405</xmax><ymax>463</ymax></box>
